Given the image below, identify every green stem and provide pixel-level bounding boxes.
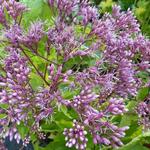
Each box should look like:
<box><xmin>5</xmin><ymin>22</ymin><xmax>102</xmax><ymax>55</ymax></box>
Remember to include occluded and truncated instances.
<box><xmin>20</xmin><ymin>47</ymin><xmax>50</xmax><ymax>86</ymax></box>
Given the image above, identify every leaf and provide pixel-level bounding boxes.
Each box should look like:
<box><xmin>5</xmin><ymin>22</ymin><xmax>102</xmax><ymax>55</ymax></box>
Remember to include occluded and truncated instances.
<box><xmin>99</xmin><ymin>0</ymin><xmax>115</xmax><ymax>13</ymax></box>
<box><xmin>119</xmin><ymin>0</ymin><xmax>135</xmax><ymax>10</ymax></box>
<box><xmin>30</xmin><ymin>73</ymin><xmax>44</xmax><ymax>90</ymax></box>
<box><xmin>42</xmin><ymin>133</ymin><xmax>75</xmax><ymax>150</ymax></box>
<box><xmin>120</xmin><ymin>101</ymin><xmax>138</xmax><ymax>126</ymax></box>
<box><xmin>0</xmin><ymin>113</ymin><xmax>7</xmax><ymax>119</ymax></box>
<box><xmin>20</xmin><ymin>0</ymin><xmax>53</xmax><ymax>27</ymax></box>
<box><xmin>0</xmin><ymin>104</ymin><xmax>9</xmax><ymax>110</ymax></box>
<box><xmin>17</xmin><ymin>123</ymin><xmax>30</xmax><ymax>139</ymax></box>
<box><xmin>60</xmin><ymin>105</ymin><xmax>72</xmax><ymax>119</ymax></box>
<box><xmin>120</xmin><ymin>114</ymin><xmax>137</xmax><ymax>127</ymax></box>
<box><xmin>55</xmin><ymin>120</ymin><xmax>72</xmax><ymax>129</ymax></box>
<box><xmin>137</xmin><ymin>87</ymin><xmax>149</xmax><ymax>101</ymax></box>
<box><xmin>118</xmin><ymin>132</ymin><xmax>150</xmax><ymax>150</ymax></box>
<box><xmin>41</xmin><ymin>122</ymin><xmax>60</xmax><ymax>132</ymax></box>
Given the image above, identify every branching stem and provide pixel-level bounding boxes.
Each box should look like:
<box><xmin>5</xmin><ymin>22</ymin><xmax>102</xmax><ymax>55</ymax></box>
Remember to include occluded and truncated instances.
<box><xmin>20</xmin><ymin>47</ymin><xmax>50</xmax><ymax>86</ymax></box>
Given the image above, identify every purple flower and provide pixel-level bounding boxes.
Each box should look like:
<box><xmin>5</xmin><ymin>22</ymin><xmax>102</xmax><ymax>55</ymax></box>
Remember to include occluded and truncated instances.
<box><xmin>0</xmin><ymin>139</ymin><xmax>6</xmax><ymax>150</ymax></box>
<box><xmin>71</xmin><ymin>86</ymin><xmax>99</xmax><ymax>111</ymax></box>
<box><xmin>112</xmin><ymin>5</ymin><xmax>140</xmax><ymax>35</ymax></box>
<box><xmin>91</xmin><ymin>122</ymin><xmax>129</xmax><ymax>148</ymax></box>
<box><xmin>23</xmin><ymin>136</ymin><xmax>30</xmax><ymax>147</ymax></box>
<box><xmin>63</xmin><ymin>120</ymin><xmax>88</xmax><ymax>150</ymax></box>
<box><xmin>115</xmin><ymin>59</ymin><xmax>138</xmax><ymax>97</ymax></box>
<box><xmin>48</xmin><ymin>21</ymin><xmax>78</xmax><ymax>61</ymax></box>
<box><xmin>137</xmin><ymin>99</ymin><xmax>150</xmax><ymax>130</ymax></box>
<box><xmin>78</xmin><ymin>5</ymin><xmax>98</xmax><ymax>25</ymax></box>
<box><xmin>0</xmin><ymin>0</ymin><xmax>150</xmax><ymax>149</ymax></box>
<box><xmin>0</xmin><ymin>51</ymin><xmax>31</xmax><ymax>127</ymax></box>
<box><xmin>106</xmin><ymin>98</ymin><xmax>128</xmax><ymax>115</ymax></box>
<box><xmin>0</xmin><ymin>5</ymin><xmax>6</xmax><ymax>26</ymax></box>
<box><xmin>21</xmin><ymin>21</ymin><xmax>45</xmax><ymax>50</ymax></box>
<box><xmin>5</xmin><ymin>25</ymin><xmax>22</xmax><ymax>46</ymax></box>
<box><xmin>4</xmin><ymin>0</ymin><xmax>26</xmax><ymax>20</ymax></box>
<box><xmin>4</xmin><ymin>127</ymin><xmax>21</xmax><ymax>144</ymax></box>
<box><xmin>51</xmin><ymin>0</ymin><xmax>79</xmax><ymax>16</ymax></box>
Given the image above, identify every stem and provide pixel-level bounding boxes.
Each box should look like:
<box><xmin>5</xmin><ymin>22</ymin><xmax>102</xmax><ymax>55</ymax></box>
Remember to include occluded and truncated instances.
<box><xmin>44</xmin><ymin>47</ymin><xmax>49</xmax><ymax>79</ymax></box>
<box><xmin>20</xmin><ymin>45</ymin><xmax>59</xmax><ymax>66</ymax></box>
<box><xmin>20</xmin><ymin>47</ymin><xmax>50</xmax><ymax>86</ymax></box>
<box><xmin>44</xmin><ymin>63</ymin><xmax>48</xmax><ymax>79</ymax></box>
<box><xmin>18</xmin><ymin>13</ymin><xmax>23</xmax><ymax>25</ymax></box>
<box><xmin>33</xmin><ymin>51</ymin><xmax>58</xmax><ymax>66</ymax></box>
<box><xmin>0</xmin><ymin>65</ymin><xmax>6</xmax><ymax>73</ymax></box>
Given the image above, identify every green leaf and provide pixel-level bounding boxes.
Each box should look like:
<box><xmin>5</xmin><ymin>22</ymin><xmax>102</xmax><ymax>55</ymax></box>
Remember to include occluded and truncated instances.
<box><xmin>21</xmin><ymin>0</ymin><xmax>53</xmax><ymax>27</ymax></box>
<box><xmin>17</xmin><ymin>123</ymin><xmax>30</xmax><ymax>139</ymax></box>
<box><xmin>120</xmin><ymin>101</ymin><xmax>138</xmax><ymax>127</ymax></box>
<box><xmin>30</xmin><ymin>73</ymin><xmax>44</xmax><ymax>90</ymax></box>
<box><xmin>118</xmin><ymin>132</ymin><xmax>150</xmax><ymax>150</ymax></box>
<box><xmin>0</xmin><ymin>113</ymin><xmax>7</xmax><ymax>119</ymax></box>
<box><xmin>60</xmin><ymin>105</ymin><xmax>72</xmax><ymax>119</ymax></box>
<box><xmin>42</xmin><ymin>133</ymin><xmax>74</xmax><ymax>150</ymax></box>
<box><xmin>0</xmin><ymin>104</ymin><xmax>9</xmax><ymax>110</ymax></box>
<box><xmin>41</xmin><ymin>122</ymin><xmax>60</xmax><ymax>132</ymax></box>
<box><xmin>137</xmin><ymin>87</ymin><xmax>149</xmax><ymax>101</ymax></box>
<box><xmin>55</xmin><ymin>120</ymin><xmax>72</xmax><ymax>129</ymax></box>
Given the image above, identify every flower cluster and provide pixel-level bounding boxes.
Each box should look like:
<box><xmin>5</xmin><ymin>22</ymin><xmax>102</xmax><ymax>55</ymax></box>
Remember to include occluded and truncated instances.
<box><xmin>0</xmin><ymin>139</ymin><xmax>6</xmax><ymax>150</ymax></box>
<box><xmin>21</xmin><ymin>22</ymin><xmax>45</xmax><ymax>50</ymax></box>
<box><xmin>0</xmin><ymin>51</ymin><xmax>31</xmax><ymax>125</ymax></box>
<box><xmin>0</xmin><ymin>0</ymin><xmax>149</xmax><ymax>149</ymax></box>
<box><xmin>92</xmin><ymin>124</ymin><xmax>129</xmax><ymax>148</ymax></box>
<box><xmin>71</xmin><ymin>86</ymin><xmax>99</xmax><ymax>111</ymax></box>
<box><xmin>137</xmin><ymin>98</ymin><xmax>150</xmax><ymax>130</ymax></box>
<box><xmin>63</xmin><ymin>120</ymin><xmax>88</xmax><ymax>149</ymax></box>
<box><xmin>4</xmin><ymin>127</ymin><xmax>21</xmax><ymax>144</ymax></box>
<box><xmin>4</xmin><ymin>0</ymin><xmax>26</xmax><ymax>20</ymax></box>
<box><xmin>5</xmin><ymin>25</ymin><xmax>22</xmax><ymax>46</ymax></box>
<box><xmin>0</xmin><ymin>4</ymin><xmax>6</xmax><ymax>26</ymax></box>
<box><xmin>35</xmin><ymin>88</ymin><xmax>54</xmax><ymax>123</ymax></box>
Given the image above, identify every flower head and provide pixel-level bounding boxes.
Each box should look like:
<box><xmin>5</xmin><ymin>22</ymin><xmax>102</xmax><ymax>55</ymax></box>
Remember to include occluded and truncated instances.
<box><xmin>63</xmin><ymin>120</ymin><xmax>88</xmax><ymax>150</ymax></box>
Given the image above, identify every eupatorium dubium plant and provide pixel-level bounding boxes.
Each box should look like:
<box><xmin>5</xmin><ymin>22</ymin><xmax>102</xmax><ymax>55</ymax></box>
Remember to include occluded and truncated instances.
<box><xmin>0</xmin><ymin>0</ymin><xmax>150</xmax><ymax>149</ymax></box>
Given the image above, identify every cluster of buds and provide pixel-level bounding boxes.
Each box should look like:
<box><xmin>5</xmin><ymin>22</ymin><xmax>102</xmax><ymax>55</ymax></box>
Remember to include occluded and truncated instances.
<box><xmin>4</xmin><ymin>0</ymin><xmax>26</xmax><ymax>20</ymax></box>
<box><xmin>23</xmin><ymin>136</ymin><xmax>30</xmax><ymax>147</ymax></box>
<box><xmin>72</xmin><ymin>86</ymin><xmax>99</xmax><ymax>110</ymax></box>
<box><xmin>4</xmin><ymin>127</ymin><xmax>21</xmax><ymax>144</ymax></box>
<box><xmin>21</xmin><ymin>21</ymin><xmax>45</xmax><ymax>50</ymax></box>
<box><xmin>63</xmin><ymin>120</ymin><xmax>88</xmax><ymax>150</ymax></box>
<box><xmin>137</xmin><ymin>99</ymin><xmax>150</xmax><ymax>130</ymax></box>
<box><xmin>0</xmin><ymin>4</ymin><xmax>6</xmax><ymax>26</ymax></box>
<box><xmin>92</xmin><ymin>124</ymin><xmax>129</xmax><ymax>148</ymax></box>
<box><xmin>0</xmin><ymin>139</ymin><xmax>6</xmax><ymax>150</ymax></box>
<box><xmin>106</xmin><ymin>98</ymin><xmax>128</xmax><ymax>115</ymax></box>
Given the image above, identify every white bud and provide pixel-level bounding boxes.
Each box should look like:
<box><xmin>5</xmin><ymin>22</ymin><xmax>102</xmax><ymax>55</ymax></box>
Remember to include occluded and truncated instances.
<box><xmin>83</xmin><ymin>131</ymin><xmax>87</xmax><ymax>135</ymax></box>
<box><xmin>72</xmin><ymin>139</ymin><xmax>76</xmax><ymax>144</ymax></box>
<box><xmin>0</xmin><ymin>82</ymin><xmax>6</xmax><ymax>86</ymax></box>
<box><xmin>65</xmin><ymin>137</ymin><xmax>68</xmax><ymax>141</ymax></box>
<box><xmin>68</xmin><ymin>142</ymin><xmax>72</xmax><ymax>148</ymax></box>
